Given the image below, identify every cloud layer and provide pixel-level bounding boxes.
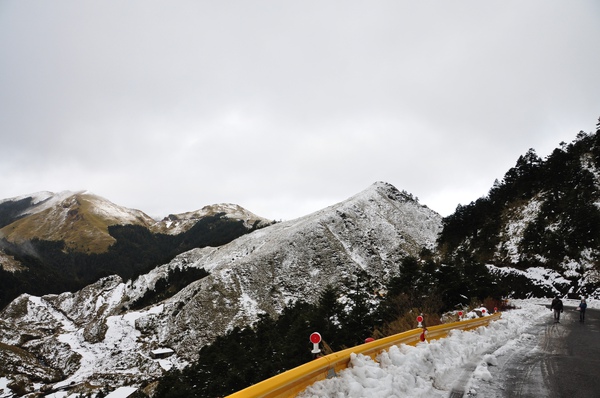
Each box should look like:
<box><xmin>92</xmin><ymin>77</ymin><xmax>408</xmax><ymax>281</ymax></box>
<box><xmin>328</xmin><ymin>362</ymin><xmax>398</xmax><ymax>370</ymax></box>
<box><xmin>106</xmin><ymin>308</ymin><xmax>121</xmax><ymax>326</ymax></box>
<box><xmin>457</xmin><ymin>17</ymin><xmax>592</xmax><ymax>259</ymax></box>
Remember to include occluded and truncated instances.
<box><xmin>1</xmin><ymin>1</ymin><xmax>599</xmax><ymax>220</ymax></box>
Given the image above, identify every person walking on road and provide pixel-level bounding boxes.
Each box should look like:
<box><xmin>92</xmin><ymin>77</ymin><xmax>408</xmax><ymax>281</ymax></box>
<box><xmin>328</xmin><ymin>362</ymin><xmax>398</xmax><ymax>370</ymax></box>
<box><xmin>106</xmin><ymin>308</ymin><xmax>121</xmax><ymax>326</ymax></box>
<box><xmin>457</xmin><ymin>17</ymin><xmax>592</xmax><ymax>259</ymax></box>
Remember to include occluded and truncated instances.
<box><xmin>578</xmin><ymin>297</ymin><xmax>587</xmax><ymax>322</ymax></box>
<box><xmin>551</xmin><ymin>295</ymin><xmax>564</xmax><ymax>323</ymax></box>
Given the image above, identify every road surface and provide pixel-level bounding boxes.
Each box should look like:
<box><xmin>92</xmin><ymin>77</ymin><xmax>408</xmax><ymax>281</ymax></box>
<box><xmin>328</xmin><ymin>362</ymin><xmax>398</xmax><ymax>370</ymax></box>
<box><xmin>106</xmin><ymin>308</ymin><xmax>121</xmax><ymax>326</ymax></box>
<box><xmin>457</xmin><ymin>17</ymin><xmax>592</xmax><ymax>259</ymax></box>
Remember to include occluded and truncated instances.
<box><xmin>482</xmin><ymin>305</ymin><xmax>600</xmax><ymax>398</ymax></box>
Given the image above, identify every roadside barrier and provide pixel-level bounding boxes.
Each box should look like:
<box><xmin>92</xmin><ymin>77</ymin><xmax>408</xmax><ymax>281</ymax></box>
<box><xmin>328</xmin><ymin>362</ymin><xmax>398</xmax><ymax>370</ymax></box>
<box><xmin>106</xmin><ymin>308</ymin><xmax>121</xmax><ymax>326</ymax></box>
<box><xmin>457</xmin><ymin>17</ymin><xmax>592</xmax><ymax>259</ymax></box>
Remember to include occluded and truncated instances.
<box><xmin>226</xmin><ymin>312</ymin><xmax>501</xmax><ymax>398</ymax></box>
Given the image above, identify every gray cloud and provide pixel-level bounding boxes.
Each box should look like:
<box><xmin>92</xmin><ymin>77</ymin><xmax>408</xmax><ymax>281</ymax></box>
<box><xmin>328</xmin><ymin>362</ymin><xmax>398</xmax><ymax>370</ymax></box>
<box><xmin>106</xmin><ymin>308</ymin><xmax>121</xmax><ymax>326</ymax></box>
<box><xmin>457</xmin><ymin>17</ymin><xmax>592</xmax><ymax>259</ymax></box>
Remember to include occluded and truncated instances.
<box><xmin>1</xmin><ymin>1</ymin><xmax>599</xmax><ymax>220</ymax></box>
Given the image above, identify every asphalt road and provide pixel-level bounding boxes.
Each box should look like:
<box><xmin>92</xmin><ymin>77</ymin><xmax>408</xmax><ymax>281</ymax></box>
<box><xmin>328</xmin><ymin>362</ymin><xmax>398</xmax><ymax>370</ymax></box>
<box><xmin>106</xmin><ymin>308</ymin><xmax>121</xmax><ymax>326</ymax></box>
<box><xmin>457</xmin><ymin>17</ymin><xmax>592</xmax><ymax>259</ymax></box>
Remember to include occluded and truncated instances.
<box><xmin>492</xmin><ymin>305</ymin><xmax>600</xmax><ymax>398</ymax></box>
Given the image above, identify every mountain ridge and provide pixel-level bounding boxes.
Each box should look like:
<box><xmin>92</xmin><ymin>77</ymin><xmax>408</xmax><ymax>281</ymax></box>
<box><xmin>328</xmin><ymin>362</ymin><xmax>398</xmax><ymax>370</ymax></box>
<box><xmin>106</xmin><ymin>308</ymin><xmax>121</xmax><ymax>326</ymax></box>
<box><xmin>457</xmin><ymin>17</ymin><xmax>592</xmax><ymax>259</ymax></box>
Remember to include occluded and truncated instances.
<box><xmin>0</xmin><ymin>191</ymin><xmax>272</xmax><ymax>256</ymax></box>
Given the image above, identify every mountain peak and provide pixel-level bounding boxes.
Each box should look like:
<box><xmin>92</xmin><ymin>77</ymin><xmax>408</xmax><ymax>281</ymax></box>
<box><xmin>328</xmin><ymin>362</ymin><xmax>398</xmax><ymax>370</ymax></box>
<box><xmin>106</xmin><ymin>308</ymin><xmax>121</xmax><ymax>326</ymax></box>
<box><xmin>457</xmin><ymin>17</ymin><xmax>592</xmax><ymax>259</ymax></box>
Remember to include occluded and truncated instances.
<box><xmin>367</xmin><ymin>181</ymin><xmax>420</xmax><ymax>202</ymax></box>
<box><xmin>0</xmin><ymin>191</ymin><xmax>156</xmax><ymax>253</ymax></box>
<box><xmin>153</xmin><ymin>203</ymin><xmax>273</xmax><ymax>235</ymax></box>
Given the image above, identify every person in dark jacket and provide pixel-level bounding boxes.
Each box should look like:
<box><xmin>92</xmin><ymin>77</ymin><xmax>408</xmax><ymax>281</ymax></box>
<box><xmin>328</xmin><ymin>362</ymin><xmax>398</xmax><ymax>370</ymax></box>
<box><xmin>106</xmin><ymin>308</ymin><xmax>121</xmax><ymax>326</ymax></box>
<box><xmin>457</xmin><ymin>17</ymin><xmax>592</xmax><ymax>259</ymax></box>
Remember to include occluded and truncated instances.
<box><xmin>551</xmin><ymin>296</ymin><xmax>564</xmax><ymax>323</ymax></box>
<box><xmin>578</xmin><ymin>298</ymin><xmax>587</xmax><ymax>322</ymax></box>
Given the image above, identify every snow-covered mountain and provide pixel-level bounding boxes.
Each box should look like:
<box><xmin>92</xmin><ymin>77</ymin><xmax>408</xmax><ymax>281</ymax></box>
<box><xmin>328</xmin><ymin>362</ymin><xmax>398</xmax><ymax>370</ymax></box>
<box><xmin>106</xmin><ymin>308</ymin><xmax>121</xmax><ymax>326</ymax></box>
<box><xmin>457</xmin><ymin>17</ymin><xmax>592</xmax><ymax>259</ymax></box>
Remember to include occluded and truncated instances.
<box><xmin>152</xmin><ymin>203</ymin><xmax>272</xmax><ymax>235</ymax></box>
<box><xmin>0</xmin><ymin>182</ymin><xmax>442</xmax><ymax>394</ymax></box>
<box><xmin>0</xmin><ymin>191</ymin><xmax>156</xmax><ymax>253</ymax></box>
<box><xmin>0</xmin><ymin>191</ymin><xmax>271</xmax><ymax>255</ymax></box>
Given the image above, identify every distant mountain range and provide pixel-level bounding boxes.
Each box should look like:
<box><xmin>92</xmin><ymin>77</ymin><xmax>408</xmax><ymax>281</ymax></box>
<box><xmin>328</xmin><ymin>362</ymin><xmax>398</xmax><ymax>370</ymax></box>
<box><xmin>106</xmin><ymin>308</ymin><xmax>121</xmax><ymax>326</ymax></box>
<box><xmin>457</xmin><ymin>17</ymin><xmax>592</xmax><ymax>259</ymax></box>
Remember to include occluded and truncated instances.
<box><xmin>0</xmin><ymin>190</ymin><xmax>272</xmax><ymax>254</ymax></box>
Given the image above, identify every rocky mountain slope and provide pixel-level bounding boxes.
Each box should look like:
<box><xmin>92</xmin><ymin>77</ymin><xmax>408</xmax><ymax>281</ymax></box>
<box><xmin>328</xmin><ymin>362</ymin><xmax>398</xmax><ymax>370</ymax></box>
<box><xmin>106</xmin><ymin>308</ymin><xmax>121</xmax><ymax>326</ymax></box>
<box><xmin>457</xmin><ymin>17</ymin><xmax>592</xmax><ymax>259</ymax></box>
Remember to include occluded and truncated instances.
<box><xmin>0</xmin><ymin>182</ymin><xmax>442</xmax><ymax>393</ymax></box>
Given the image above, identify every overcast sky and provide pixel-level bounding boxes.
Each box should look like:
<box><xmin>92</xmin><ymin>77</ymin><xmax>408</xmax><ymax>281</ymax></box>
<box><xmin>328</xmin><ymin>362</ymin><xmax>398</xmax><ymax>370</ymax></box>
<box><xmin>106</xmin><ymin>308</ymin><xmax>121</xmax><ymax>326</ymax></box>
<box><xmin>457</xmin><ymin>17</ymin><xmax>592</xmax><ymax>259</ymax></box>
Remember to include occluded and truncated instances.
<box><xmin>1</xmin><ymin>1</ymin><xmax>599</xmax><ymax>221</ymax></box>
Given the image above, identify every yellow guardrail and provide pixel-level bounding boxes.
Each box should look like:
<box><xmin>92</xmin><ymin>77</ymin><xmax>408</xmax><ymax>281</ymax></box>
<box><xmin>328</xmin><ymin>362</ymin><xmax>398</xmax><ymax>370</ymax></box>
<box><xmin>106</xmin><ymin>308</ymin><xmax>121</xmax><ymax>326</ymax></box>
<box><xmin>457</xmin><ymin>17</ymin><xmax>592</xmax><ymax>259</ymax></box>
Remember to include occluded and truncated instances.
<box><xmin>226</xmin><ymin>312</ymin><xmax>502</xmax><ymax>398</ymax></box>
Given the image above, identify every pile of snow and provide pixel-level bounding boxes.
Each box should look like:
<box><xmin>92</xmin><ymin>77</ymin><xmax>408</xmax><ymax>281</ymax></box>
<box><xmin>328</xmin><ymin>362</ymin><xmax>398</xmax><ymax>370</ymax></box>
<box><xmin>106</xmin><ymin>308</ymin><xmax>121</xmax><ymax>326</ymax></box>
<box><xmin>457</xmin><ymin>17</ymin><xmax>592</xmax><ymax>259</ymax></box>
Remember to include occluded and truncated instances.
<box><xmin>0</xmin><ymin>379</ymin><xmax>10</xmax><ymax>398</ymax></box>
<box><xmin>105</xmin><ymin>387</ymin><xmax>138</xmax><ymax>398</ymax></box>
<box><xmin>299</xmin><ymin>299</ymin><xmax>596</xmax><ymax>398</ymax></box>
<box><xmin>42</xmin><ymin>387</ymin><xmax>138</xmax><ymax>398</ymax></box>
<box><xmin>486</xmin><ymin>264</ymin><xmax>570</xmax><ymax>296</ymax></box>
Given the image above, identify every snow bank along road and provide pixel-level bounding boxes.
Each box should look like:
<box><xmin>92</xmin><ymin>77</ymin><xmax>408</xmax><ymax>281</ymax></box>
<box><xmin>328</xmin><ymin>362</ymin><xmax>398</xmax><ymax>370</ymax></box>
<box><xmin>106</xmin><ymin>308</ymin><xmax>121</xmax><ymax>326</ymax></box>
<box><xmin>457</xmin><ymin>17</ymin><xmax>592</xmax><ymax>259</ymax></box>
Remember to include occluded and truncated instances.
<box><xmin>298</xmin><ymin>299</ymin><xmax>599</xmax><ymax>398</ymax></box>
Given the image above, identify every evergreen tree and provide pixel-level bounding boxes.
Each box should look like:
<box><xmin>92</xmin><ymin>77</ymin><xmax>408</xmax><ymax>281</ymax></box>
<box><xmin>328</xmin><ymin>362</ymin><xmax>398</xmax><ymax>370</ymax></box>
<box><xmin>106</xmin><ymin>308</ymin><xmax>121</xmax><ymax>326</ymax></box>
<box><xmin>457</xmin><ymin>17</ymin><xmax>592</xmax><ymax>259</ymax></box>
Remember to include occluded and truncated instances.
<box><xmin>310</xmin><ymin>285</ymin><xmax>343</xmax><ymax>350</ymax></box>
<box><xmin>338</xmin><ymin>270</ymin><xmax>379</xmax><ymax>345</ymax></box>
<box><xmin>393</xmin><ymin>255</ymin><xmax>420</xmax><ymax>293</ymax></box>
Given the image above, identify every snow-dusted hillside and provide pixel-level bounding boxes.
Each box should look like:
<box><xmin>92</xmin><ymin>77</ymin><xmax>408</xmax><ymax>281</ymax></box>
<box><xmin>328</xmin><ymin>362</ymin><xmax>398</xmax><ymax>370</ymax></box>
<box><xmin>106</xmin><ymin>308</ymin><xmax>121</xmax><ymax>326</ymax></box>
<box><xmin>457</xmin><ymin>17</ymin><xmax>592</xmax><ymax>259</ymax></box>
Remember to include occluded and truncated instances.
<box><xmin>152</xmin><ymin>203</ymin><xmax>272</xmax><ymax>235</ymax></box>
<box><xmin>0</xmin><ymin>190</ymin><xmax>271</xmax><ymax>259</ymax></box>
<box><xmin>0</xmin><ymin>191</ymin><xmax>157</xmax><ymax>253</ymax></box>
<box><xmin>0</xmin><ymin>182</ymin><xmax>442</xmax><ymax>394</ymax></box>
<box><xmin>15</xmin><ymin>191</ymin><xmax>151</xmax><ymax>224</ymax></box>
<box><xmin>156</xmin><ymin>182</ymin><xmax>441</xmax><ymax>353</ymax></box>
<box><xmin>439</xmin><ymin>132</ymin><xmax>600</xmax><ymax>299</ymax></box>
